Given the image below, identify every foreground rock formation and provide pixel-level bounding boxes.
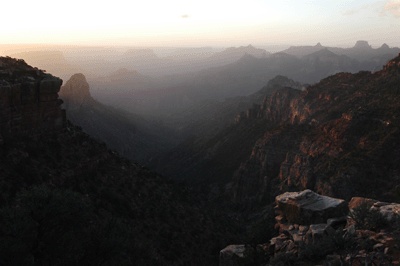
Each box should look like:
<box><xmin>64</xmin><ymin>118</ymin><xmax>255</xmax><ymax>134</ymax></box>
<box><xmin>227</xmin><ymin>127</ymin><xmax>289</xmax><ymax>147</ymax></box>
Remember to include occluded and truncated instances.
<box><xmin>0</xmin><ymin>56</ymin><xmax>65</xmax><ymax>140</ymax></box>
<box><xmin>275</xmin><ymin>189</ymin><xmax>348</xmax><ymax>224</ymax></box>
<box><xmin>221</xmin><ymin>189</ymin><xmax>400</xmax><ymax>266</ymax></box>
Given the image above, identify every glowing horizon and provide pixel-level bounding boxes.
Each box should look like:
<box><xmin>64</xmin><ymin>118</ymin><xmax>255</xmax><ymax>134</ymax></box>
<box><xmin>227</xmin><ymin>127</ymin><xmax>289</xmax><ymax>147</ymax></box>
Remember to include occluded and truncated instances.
<box><xmin>1</xmin><ymin>0</ymin><xmax>400</xmax><ymax>48</ymax></box>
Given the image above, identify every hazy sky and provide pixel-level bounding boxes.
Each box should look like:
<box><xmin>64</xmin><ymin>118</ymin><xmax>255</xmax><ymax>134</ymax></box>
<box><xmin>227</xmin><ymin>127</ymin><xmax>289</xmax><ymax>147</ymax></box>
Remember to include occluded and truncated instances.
<box><xmin>2</xmin><ymin>0</ymin><xmax>399</xmax><ymax>47</ymax></box>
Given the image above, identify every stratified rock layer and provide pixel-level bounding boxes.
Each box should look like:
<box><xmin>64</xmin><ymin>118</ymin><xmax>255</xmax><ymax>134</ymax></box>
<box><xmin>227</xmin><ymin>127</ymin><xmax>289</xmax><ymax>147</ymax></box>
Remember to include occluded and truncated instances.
<box><xmin>0</xmin><ymin>57</ymin><xmax>65</xmax><ymax>140</ymax></box>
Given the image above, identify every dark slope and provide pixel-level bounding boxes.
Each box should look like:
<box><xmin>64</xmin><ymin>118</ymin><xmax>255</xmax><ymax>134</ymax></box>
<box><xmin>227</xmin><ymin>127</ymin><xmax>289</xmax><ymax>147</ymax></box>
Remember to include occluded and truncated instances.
<box><xmin>0</xmin><ymin>123</ymin><xmax>242</xmax><ymax>265</ymax></box>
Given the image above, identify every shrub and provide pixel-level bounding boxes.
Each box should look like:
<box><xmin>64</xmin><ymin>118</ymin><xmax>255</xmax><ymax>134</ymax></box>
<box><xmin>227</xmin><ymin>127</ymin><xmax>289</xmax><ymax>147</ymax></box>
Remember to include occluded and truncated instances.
<box><xmin>236</xmin><ymin>215</ymin><xmax>275</xmax><ymax>266</ymax></box>
<box><xmin>269</xmin><ymin>252</ymin><xmax>297</xmax><ymax>266</ymax></box>
<box><xmin>297</xmin><ymin>228</ymin><xmax>357</xmax><ymax>263</ymax></box>
<box><xmin>349</xmin><ymin>201</ymin><xmax>386</xmax><ymax>231</ymax></box>
<box><xmin>0</xmin><ymin>186</ymin><xmax>143</xmax><ymax>266</ymax></box>
<box><xmin>298</xmin><ymin>235</ymin><xmax>335</xmax><ymax>261</ymax></box>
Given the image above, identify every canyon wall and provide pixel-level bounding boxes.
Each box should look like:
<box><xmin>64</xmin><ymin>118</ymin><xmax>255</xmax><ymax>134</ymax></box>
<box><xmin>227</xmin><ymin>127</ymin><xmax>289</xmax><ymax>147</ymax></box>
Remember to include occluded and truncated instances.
<box><xmin>230</xmin><ymin>54</ymin><xmax>400</xmax><ymax>205</ymax></box>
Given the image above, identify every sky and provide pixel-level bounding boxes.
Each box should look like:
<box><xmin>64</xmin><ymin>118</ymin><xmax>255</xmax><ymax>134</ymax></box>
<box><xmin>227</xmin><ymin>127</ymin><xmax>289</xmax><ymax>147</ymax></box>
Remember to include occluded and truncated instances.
<box><xmin>1</xmin><ymin>0</ymin><xmax>400</xmax><ymax>47</ymax></box>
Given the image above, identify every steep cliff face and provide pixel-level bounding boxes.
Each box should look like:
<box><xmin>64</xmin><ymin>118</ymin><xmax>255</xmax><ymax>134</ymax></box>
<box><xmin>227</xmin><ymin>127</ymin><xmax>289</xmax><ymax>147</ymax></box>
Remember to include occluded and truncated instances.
<box><xmin>231</xmin><ymin>54</ymin><xmax>400</xmax><ymax>205</ymax></box>
<box><xmin>0</xmin><ymin>56</ymin><xmax>65</xmax><ymax>141</ymax></box>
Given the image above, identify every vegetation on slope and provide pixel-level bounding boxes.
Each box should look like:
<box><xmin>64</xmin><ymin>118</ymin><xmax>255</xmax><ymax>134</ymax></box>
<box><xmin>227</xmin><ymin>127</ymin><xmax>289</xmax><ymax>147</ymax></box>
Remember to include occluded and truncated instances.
<box><xmin>0</xmin><ymin>122</ymin><xmax>243</xmax><ymax>265</ymax></box>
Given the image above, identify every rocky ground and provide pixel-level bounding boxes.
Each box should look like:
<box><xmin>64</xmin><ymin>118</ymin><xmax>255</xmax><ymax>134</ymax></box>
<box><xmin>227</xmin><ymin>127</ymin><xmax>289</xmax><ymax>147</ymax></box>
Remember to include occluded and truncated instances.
<box><xmin>221</xmin><ymin>189</ymin><xmax>400</xmax><ymax>266</ymax></box>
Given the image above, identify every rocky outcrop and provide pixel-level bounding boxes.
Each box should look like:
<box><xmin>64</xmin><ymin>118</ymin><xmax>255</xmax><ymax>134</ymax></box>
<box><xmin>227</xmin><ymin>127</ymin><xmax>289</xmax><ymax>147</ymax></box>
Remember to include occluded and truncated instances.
<box><xmin>0</xmin><ymin>56</ymin><xmax>65</xmax><ymax>140</ymax></box>
<box><xmin>275</xmin><ymin>190</ymin><xmax>348</xmax><ymax>224</ymax></box>
<box><xmin>235</xmin><ymin>76</ymin><xmax>304</xmax><ymax>123</ymax></box>
<box><xmin>221</xmin><ymin>190</ymin><xmax>400</xmax><ymax>265</ymax></box>
<box><xmin>237</xmin><ymin>87</ymin><xmax>303</xmax><ymax>122</ymax></box>
<box><xmin>271</xmin><ymin>191</ymin><xmax>399</xmax><ymax>264</ymax></box>
<box><xmin>60</xmin><ymin>73</ymin><xmax>92</xmax><ymax>109</ymax></box>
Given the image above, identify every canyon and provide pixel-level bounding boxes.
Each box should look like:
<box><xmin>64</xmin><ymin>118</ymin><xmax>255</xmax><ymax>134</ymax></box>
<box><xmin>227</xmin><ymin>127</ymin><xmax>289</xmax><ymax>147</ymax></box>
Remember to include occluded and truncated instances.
<box><xmin>1</xmin><ymin>44</ymin><xmax>400</xmax><ymax>265</ymax></box>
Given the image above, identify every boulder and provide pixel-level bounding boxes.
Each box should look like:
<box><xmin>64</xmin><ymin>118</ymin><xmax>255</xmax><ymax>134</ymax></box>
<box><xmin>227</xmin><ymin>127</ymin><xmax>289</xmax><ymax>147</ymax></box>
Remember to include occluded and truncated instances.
<box><xmin>349</xmin><ymin>197</ymin><xmax>378</xmax><ymax>210</ymax></box>
<box><xmin>298</xmin><ymin>225</ymin><xmax>309</xmax><ymax>235</ymax></box>
<box><xmin>275</xmin><ymin>214</ymin><xmax>287</xmax><ymax>224</ymax></box>
<box><xmin>275</xmin><ymin>189</ymin><xmax>349</xmax><ymax>224</ymax></box>
<box><xmin>219</xmin><ymin>245</ymin><xmax>245</xmax><ymax>266</ymax></box>
<box><xmin>377</xmin><ymin>203</ymin><xmax>400</xmax><ymax>222</ymax></box>
<box><xmin>291</xmin><ymin>232</ymin><xmax>304</xmax><ymax>243</ymax></box>
<box><xmin>270</xmin><ymin>234</ymin><xmax>290</xmax><ymax>252</ymax></box>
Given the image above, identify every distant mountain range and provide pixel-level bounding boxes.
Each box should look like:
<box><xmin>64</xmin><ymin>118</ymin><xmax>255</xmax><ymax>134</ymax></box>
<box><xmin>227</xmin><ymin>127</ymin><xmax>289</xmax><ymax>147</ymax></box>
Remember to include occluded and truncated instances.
<box><xmin>282</xmin><ymin>40</ymin><xmax>400</xmax><ymax>61</ymax></box>
<box><xmin>93</xmin><ymin>41</ymin><xmax>399</xmax><ymax>117</ymax></box>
